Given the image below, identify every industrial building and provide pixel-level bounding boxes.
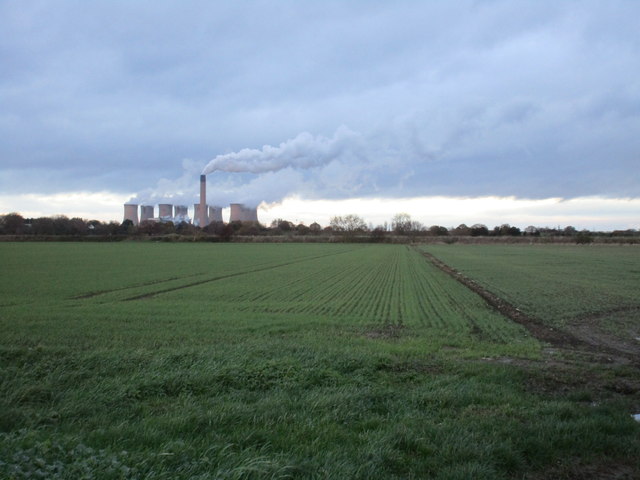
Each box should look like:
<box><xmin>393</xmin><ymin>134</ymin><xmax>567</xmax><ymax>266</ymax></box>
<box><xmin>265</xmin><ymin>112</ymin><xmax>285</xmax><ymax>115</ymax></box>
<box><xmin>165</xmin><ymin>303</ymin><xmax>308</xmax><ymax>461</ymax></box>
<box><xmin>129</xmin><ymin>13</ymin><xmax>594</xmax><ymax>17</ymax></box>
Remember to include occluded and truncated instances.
<box><xmin>123</xmin><ymin>175</ymin><xmax>258</xmax><ymax>227</ymax></box>
<box><xmin>123</xmin><ymin>204</ymin><xmax>139</xmax><ymax>226</ymax></box>
<box><xmin>229</xmin><ymin>203</ymin><xmax>259</xmax><ymax>222</ymax></box>
<box><xmin>140</xmin><ymin>205</ymin><xmax>154</xmax><ymax>222</ymax></box>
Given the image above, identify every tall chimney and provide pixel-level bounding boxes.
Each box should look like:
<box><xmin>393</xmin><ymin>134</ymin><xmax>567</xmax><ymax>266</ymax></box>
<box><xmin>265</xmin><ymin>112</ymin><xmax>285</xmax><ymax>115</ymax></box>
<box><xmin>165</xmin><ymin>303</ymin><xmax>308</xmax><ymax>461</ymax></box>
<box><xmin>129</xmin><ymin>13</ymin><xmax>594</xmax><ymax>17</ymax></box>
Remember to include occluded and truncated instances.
<box><xmin>199</xmin><ymin>174</ymin><xmax>208</xmax><ymax>227</ymax></box>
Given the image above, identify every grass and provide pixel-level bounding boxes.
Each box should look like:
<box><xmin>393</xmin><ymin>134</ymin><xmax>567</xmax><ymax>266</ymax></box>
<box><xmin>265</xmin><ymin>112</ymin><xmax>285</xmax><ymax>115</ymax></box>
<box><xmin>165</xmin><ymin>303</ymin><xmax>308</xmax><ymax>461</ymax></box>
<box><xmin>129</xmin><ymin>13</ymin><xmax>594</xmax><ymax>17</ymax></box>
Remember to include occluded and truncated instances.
<box><xmin>1</xmin><ymin>242</ymin><xmax>639</xmax><ymax>478</ymax></box>
<box><xmin>421</xmin><ymin>244</ymin><xmax>640</xmax><ymax>332</ymax></box>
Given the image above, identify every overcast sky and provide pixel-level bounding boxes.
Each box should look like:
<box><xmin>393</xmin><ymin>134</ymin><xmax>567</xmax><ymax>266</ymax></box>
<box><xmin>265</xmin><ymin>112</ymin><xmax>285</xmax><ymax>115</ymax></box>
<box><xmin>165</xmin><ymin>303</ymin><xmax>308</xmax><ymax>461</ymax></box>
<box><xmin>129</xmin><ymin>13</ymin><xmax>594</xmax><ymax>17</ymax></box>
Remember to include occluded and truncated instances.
<box><xmin>1</xmin><ymin>1</ymin><xmax>639</xmax><ymax>228</ymax></box>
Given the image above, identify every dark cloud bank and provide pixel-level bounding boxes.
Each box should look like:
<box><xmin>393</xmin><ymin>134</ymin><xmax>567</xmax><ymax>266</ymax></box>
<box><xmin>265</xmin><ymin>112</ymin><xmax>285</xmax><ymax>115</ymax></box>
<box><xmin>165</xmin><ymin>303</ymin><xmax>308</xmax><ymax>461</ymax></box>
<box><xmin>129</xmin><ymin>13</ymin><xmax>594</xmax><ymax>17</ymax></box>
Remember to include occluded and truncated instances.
<box><xmin>1</xmin><ymin>1</ymin><xmax>639</xmax><ymax>207</ymax></box>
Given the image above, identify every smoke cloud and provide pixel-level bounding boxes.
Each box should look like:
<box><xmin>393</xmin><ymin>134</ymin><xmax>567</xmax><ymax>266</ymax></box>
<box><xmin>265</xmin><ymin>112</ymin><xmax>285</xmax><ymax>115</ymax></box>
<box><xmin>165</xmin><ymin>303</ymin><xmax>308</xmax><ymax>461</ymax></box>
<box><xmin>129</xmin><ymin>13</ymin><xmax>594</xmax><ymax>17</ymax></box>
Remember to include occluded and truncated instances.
<box><xmin>202</xmin><ymin>126</ymin><xmax>361</xmax><ymax>175</ymax></box>
<box><xmin>127</xmin><ymin>159</ymin><xmax>205</xmax><ymax>206</ymax></box>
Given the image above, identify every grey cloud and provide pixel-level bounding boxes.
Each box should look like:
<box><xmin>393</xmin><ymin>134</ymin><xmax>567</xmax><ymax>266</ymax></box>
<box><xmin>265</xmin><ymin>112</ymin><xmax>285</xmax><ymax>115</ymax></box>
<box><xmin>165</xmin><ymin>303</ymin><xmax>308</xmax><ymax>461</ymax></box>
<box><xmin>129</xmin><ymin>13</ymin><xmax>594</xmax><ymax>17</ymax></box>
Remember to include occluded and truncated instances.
<box><xmin>1</xmin><ymin>0</ymin><xmax>639</xmax><ymax>207</ymax></box>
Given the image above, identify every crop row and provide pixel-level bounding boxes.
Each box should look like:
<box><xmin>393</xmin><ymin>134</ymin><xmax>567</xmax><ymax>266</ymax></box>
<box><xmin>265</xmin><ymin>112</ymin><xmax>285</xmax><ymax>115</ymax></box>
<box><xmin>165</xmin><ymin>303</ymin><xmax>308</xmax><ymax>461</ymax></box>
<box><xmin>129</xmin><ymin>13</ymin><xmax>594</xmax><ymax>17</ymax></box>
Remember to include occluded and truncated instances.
<box><xmin>0</xmin><ymin>243</ymin><xmax>534</xmax><ymax>349</ymax></box>
<box><xmin>421</xmin><ymin>244</ymin><xmax>640</xmax><ymax>328</ymax></box>
<box><xmin>164</xmin><ymin>245</ymin><xmax>532</xmax><ymax>344</ymax></box>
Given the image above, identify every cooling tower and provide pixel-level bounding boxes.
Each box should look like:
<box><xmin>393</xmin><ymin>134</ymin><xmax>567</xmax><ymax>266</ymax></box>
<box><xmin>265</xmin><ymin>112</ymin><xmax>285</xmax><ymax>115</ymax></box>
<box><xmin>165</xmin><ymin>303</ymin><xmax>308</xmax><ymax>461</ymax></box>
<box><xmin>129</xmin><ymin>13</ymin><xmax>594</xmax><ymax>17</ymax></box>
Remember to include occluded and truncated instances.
<box><xmin>228</xmin><ymin>204</ymin><xmax>258</xmax><ymax>223</ymax></box>
<box><xmin>208</xmin><ymin>206</ymin><xmax>223</xmax><ymax>223</ymax></box>
<box><xmin>158</xmin><ymin>203</ymin><xmax>173</xmax><ymax>219</ymax></box>
<box><xmin>244</xmin><ymin>206</ymin><xmax>258</xmax><ymax>223</ymax></box>
<box><xmin>123</xmin><ymin>204</ymin><xmax>139</xmax><ymax>226</ymax></box>
<box><xmin>172</xmin><ymin>205</ymin><xmax>188</xmax><ymax>223</ymax></box>
<box><xmin>199</xmin><ymin>174</ymin><xmax>208</xmax><ymax>227</ymax></box>
<box><xmin>174</xmin><ymin>205</ymin><xmax>188</xmax><ymax>217</ymax></box>
<box><xmin>193</xmin><ymin>204</ymin><xmax>199</xmax><ymax>225</ymax></box>
<box><xmin>193</xmin><ymin>204</ymin><xmax>207</xmax><ymax>227</ymax></box>
<box><xmin>229</xmin><ymin>203</ymin><xmax>244</xmax><ymax>222</ymax></box>
<box><xmin>140</xmin><ymin>205</ymin><xmax>154</xmax><ymax>222</ymax></box>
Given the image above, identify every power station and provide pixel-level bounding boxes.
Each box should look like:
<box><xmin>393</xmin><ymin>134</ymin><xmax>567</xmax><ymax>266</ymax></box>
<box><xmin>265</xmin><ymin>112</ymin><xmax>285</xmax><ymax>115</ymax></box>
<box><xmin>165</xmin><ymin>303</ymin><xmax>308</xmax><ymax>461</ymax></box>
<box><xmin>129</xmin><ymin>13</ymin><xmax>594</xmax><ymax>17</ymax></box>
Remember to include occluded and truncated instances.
<box><xmin>123</xmin><ymin>174</ymin><xmax>258</xmax><ymax>226</ymax></box>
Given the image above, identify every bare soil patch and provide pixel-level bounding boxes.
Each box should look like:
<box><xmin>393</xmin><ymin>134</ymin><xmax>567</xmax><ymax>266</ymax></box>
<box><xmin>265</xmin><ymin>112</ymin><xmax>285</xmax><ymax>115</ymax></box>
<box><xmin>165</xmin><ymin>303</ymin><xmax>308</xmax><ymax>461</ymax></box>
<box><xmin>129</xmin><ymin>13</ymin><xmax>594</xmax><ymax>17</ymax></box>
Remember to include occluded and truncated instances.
<box><xmin>364</xmin><ymin>321</ymin><xmax>406</xmax><ymax>340</ymax></box>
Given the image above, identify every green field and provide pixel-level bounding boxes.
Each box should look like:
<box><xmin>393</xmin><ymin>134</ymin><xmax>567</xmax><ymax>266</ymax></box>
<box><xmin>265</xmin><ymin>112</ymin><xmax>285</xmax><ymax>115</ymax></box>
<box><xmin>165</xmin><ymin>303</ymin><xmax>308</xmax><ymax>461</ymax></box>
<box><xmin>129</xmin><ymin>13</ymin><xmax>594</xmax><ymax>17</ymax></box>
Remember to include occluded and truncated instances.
<box><xmin>1</xmin><ymin>243</ymin><xmax>639</xmax><ymax>479</ymax></box>
<box><xmin>423</xmin><ymin>244</ymin><xmax>640</xmax><ymax>335</ymax></box>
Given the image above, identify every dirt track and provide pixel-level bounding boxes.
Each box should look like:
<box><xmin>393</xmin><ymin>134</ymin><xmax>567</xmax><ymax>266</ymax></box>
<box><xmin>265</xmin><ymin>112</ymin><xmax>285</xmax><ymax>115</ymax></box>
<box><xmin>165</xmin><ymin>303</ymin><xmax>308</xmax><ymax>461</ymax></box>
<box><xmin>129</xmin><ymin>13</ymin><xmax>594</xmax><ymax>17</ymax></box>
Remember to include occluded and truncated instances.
<box><xmin>415</xmin><ymin>247</ymin><xmax>640</xmax><ymax>367</ymax></box>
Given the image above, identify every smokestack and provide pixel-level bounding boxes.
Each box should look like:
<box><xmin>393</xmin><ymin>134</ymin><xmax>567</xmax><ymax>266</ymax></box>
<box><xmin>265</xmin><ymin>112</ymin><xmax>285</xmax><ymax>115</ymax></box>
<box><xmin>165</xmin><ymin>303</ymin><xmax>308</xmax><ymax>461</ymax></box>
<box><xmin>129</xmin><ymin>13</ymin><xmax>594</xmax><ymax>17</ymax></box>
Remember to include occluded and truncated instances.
<box><xmin>199</xmin><ymin>174</ymin><xmax>208</xmax><ymax>227</ymax></box>
<box><xmin>140</xmin><ymin>205</ymin><xmax>154</xmax><ymax>222</ymax></box>
<box><xmin>123</xmin><ymin>204</ymin><xmax>139</xmax><ymax>225</ymax></box>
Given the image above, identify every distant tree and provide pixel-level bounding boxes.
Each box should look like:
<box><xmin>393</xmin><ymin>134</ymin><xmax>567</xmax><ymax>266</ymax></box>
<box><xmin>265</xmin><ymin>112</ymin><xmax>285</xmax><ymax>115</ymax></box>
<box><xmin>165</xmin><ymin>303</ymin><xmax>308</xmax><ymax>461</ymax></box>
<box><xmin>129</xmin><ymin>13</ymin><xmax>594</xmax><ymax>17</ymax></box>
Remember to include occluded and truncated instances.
<box><xmin>0</xmin><ymin>213</ymin><xmax>25</xmax><ymax>234</ymax></box>
<box><xmin>237</xmin><ymin>222</ymin><xmax>261</xmax><ymax>235</ymax></box>
<box><xmin>52</xmin><ymin>215</ymin><xmax>83</xmax><ymax>235</ymax></box>
<box><xmin>453</xmin><ymin>224</ymin><xmax>470</xmax><ymax>235</ymax></box>
<box><xmin>296</xmin><ymin>223</ymin><xmax>310</xmax><ymax>235</ymax></box>
<box><xmin>429</xmin><ymin>225</ymin><xmax>449</xmax><ymax>236</ymax></box>
<box><xmin>611</xmin><ymin>229</ymin><xmax>637</xmax><ymax>237</ymax></box>
<box><xmin>563</xmin><ymin>226</ymin><xmax>577</xmax><ymax>236</ymax></box>
<box><xmin>309</xmin><ymin>222</ymin><xmax>322</xmax><ymax>233</ymax></box>
<box><xmin>470</xmin><ymin>224</ymin><xmax>489</xmax><ymax>236</ymax></box>
<box><xmin>119</xmin><ymin>219</ymin><xmax>136</xmax><ymax>235</ymax></box>
<box><xmin>219</xmin><ymin>223</ymin><xmax>235</xmax><ymax>241</ymax></box>
<box><xmin>329</xmin><ymin>216</ymin><xmax>342</xmax><ymax>231</ymax></box>
<box><xmin>538</xmin><ymin>227</ymin><xmax>559</xmax><ymax>237</ymax></box>
<box><xmin>104</xmin><ymin>221</ymin><xmax>122</xmax><ymax>235</ymax></box>
<box><xmin>524</xmin><ymin>225</ymin><xmax>540</xmax><ymax>236</ymax></box>
<box><xmin>494</xmin><ymin>224</ymin><xmax>521</xmax><ymax>236</ymax></box>
<box><xmin>576</xmin><ymin>230</ymin><xmax>593</xmax><ymax>244</ymax></box>
<box><xmin>410</xmin><ymin>221</ymin><xmax>426</xmax><ymax>235</ymax></box>
<box><xmin>203</xmin><ymin>221</ymin><xmax>225</xmax><ymax>235</ymax></box>
<box><xmin>69</xmin><ymin>217</ymin><xmax>88</xmax><ymax>235</ymax></box>
<box><xmin>138</xmin><ymin>220</ymin><xmax>160</xmax><ymax>235</ymax></box>
<box><xmin>86</xmin><ymin>220</ymin><xmax>103</xmax><ymax>234</ymax></box>
<box><xmin>228</xmin><ymin>220</ymin><xmax>244</xmax><ymax>232</ymax></box>
<box><xmin>270</xmin><ymin>218</ymin><xmax>294</xmax><ymax>232</ymax></box>
<box><xmin>330</xmin><ymin>214</ymin><xmax>367</xmax><ymax>233</ymax></box>
<box><xmin>176</xmin><ymin>221</ymin><xmax>198</xmax><ymax>235</ymax></box>
<box><xmin>391</xmin><ymin>213</ymin><xmax>412</xmax><ymax>234</ymax></box>
<box><xmin>369</xmin><ymin>227</ymin><xmax>387</xmax><ymax>243</ymax></box>
<box><xmin>30</xmin><ymin>217</ymin><xmax>54</xmax><ymax>235</ymax></box>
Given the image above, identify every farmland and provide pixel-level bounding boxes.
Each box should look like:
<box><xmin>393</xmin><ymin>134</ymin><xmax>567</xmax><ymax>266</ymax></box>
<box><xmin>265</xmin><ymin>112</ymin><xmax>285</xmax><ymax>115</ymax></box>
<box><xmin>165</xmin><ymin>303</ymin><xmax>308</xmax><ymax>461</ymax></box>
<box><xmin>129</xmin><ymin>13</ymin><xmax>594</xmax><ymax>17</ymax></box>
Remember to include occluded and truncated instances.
<box><xmin>1</xmin><ymin>242</ymin><xmax>639</xmax><ymax>479</ymax></box>
<box><xmin>422</xmin><ymin>244</ymin><xmax>640</xmax><ymax>346</ymax></box>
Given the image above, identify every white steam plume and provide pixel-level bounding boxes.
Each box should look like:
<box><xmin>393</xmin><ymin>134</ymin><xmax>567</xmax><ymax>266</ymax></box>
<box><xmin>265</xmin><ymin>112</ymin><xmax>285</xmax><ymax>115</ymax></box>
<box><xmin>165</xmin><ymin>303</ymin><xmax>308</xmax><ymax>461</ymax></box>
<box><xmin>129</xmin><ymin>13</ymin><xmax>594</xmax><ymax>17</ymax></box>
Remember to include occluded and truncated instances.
<box><xmin>202</xmin><ymin>126</ymin><xmax>360</xmax><ymax>175</ymax></box>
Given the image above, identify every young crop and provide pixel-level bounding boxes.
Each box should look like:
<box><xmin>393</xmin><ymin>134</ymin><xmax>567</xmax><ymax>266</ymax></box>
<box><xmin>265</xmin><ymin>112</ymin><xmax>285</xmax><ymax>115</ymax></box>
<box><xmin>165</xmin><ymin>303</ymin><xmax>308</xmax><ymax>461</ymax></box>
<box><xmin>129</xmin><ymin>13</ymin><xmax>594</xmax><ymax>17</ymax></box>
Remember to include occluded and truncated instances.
<box><xmin>422</xmin><ymin>244</ymin><xmax>640</xmax><ymax>331</ymax></box>
<box><xmin>1</xmin><ymin>242</ymin><xmax>638</xmax><ymax>479</ymax></box>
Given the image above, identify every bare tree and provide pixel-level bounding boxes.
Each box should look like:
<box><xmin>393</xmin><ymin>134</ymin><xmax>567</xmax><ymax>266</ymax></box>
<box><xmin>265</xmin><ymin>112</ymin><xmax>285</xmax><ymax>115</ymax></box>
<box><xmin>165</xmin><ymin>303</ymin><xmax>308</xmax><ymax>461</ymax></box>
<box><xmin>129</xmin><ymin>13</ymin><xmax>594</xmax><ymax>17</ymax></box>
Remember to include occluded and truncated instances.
<box><xmin>330</xmin><ymin>214</ymin><xmax>367</xmax><ymax>232</ymax></box>
<box><xmin>391</xmin><ymin>213</ymin><xmax>412</xmax><ymax>234</ymax></box>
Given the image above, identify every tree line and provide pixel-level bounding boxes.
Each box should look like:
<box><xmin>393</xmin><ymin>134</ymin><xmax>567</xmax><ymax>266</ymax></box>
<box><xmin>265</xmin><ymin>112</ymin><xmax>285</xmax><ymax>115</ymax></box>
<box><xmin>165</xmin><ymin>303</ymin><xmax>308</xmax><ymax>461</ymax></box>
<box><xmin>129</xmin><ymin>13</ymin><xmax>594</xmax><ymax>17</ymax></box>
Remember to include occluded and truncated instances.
<box><xmin>1</xmin><ymin>212</ymin><xmax>638</xmax><ymax>242</ymax></box>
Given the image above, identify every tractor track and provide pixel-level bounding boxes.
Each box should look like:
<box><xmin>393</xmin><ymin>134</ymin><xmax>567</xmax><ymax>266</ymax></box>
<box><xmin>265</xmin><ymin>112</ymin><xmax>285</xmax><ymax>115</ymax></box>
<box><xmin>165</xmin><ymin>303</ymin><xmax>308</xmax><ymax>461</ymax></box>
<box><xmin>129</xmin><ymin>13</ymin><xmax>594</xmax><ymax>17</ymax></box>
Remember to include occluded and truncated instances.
<box><xmin>414</xmin><ymin>247</ymin><xmax>640</xmax><ymax>366</ymax></box>
<box><xmin>70</xmin><ymin>273</ymin><xmax>206</xmax><ymax>299</ymax></box>
<box><xmin>122</xmin><ymin>248</ymin><xmax>361</xmax><ymax>301</ymax></box>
